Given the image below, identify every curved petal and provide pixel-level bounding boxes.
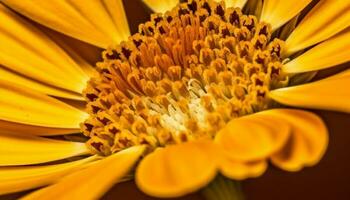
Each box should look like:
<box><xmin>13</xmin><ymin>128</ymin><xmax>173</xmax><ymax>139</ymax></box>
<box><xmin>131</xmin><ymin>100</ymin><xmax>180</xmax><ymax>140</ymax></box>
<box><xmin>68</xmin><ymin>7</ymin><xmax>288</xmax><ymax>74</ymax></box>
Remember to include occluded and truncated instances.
<box><xmin>261</xmin><ymin>109</ymin><xmax>328</xmax><ymax>171</ymax></box>
<box><xmin>215</xmin><ymin>111</ymin><xmax>291</xmax><ymax>161</ymax></box>
<box><xmin>269</xmin><ymin>76</ymin><xmax>350</xmax><ymax>113</ymax></box>
<box><xmin>0</xmin><ymin>156</ymin><xmax>97</xmax><ymax>195</ymax></box>
<box><xmin>220</xmin><ymin>0</ymin><xmax>248</xmax><ymax>8</ymax></box>
<box><xmin>0</xmin><ymin>133</ymin><xmax>90</xmax><ymax>166</ymax></box>
<box><xmin>283</xmin><ymin>29</ymin><xmax>350</xmax><ymax>73</ymax></box>
<box><xmin>284</xmin><ymin>0</ymin><xmax>350</xmax><ymax>56</ymax></box>
<box><xmin>136</xmin><ymin>141</ymin><xmax>217</xmax><ymax>198</ymax></box>
<box><xmin>142</xmin><ymin>0</ymin><xmax>179</xmax><ymax>13</ymax></box>
<box><xmin>2</xmin><ymin>0</ymin><xmax>130</xmax><ymax>48</ymax></box>
<box><xmin>219</xmin><ymin>157</ymin><xmax>267</xmax><ymax>180</ymax></box>
<box><xmin>0</xmin><ymin>80</ymin><xmax>88</xmax><ymax>128</ymax></box>
<box><xmin>0</xmin><ymin>120</ymin><xmax>78</xmax><ymax>136</ymax></box>
<box><xmin>103</xmin><ymin>0</ymin><xmax>131</xmax><ymax>42</ymax></box>
<box><xmin>22</xmin><ymin>146</ymin><xmax>146</xmax><ymax>200</ymax></box>
<box><xmin>260</xmin><ymin>0</ymin><xmax>311</xmax><ymax>31</ymax></box>
<box><xmin>45</xmin><ymin>31</ymin><xmax>98</xmax><ymax>78</ymax></box>
<box><xmin>0</xmin><ymin>66</ymin><xmax>83</xmax><ymax>101</ymax></box>
<box><xmin>0</xmin><ymin>5</ymin><xmax>89</xmax><ymax>93</ymax></box>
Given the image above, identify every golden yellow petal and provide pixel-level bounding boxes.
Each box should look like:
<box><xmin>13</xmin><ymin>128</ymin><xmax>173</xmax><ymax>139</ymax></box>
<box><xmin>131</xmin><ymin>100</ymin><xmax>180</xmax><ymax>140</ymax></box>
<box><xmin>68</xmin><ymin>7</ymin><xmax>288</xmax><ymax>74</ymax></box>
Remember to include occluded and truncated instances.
<box><xmin>0</xmin><ymin>133</ymin><xmax>90</xmax><ymax>166</ymax></box>
<box><xmin>283</xmin><ymin>29</ymin><xmax>350</xmax><ymax>73</ymax></box>
<box><xmin>0</xmin><ymin>120</ymin><xmax>79</xmax><ymax>136</ymax></box>
<box><xmin>0</xmin><ymin>5</ymin><xmax>89</xmax><ymax>93</ymax></box>
<box><xmin>103</xmin><ymin>0</ymin><xmax>131</xmax><ymax>42</ymax></box>
<box><xmin>44</xmin><ymin>30</ymin><xmax>98</xmax><ymax>78</ymax></box>
<box><xmin>136</xmin><ymin>141</ymin><xmax>217</xmax><ymax>198</ymax></box>
<box><xmin>284</xmin><ymin>0</ymin><xmax>350</xmax><ymax>56</ymax></box>
<box><xmin>2</xmin><ymin>0</ymin><xmax>129</xmax><ymax>48</ymax></box>
<box><xmin>22</xmin><ymin>146</ymin><xmax>146</xmax><ymax>200</ymax></box>
<box><xmin>0</xmin><ymin>66</ymin><xmax>83</xmax><ymax>101</ymax></box>
<box><xmin>260</xmin><ymin>0</ymin><xmax>311</xmax><ymax>31</ymax></box>
<box><xmin>262</xmin><ymin>109</ymin><xmax>328</xmax><ymax>171</ymax></box>
<box><xmin>278</xmin><ymin>14</ymin><xmax>299</xmax><ymax>40</ymax></box>
<box><xmin>0</xmin><ymin>80</ymin><xmax>88</xmax><ymax>128</ymax></box>
<box><xmin>0</xmin><ymin>156</ymin><xmax>97</xmax><ymax>195</ymax></box>
<box><xmin>219</xmin><ymin>0</ymin><xmax>248</xmax><ymax>8</ymax></box>
<box><xmin>215</xmin><ymin>111</ymin><xmax>290</xmax><ymax>161</ymax></box>
<box><xmin>143</xmin><ymin>0</ymin><xmax>179</xmax><ymax>13</ymax></box>
<box><xmin>269</xmin><ymin>77</ymin><xmax>350</xmax><ymax>113</ymax></box>
<box><xmin>219</xmin><ymin>157</ymin><xmax>267</xmax><ymax>180</ymax></box>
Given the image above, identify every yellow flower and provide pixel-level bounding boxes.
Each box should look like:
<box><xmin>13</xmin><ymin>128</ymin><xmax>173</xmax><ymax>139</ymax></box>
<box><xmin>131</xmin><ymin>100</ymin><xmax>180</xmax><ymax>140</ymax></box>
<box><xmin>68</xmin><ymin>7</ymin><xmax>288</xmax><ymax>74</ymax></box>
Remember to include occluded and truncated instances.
<box><xmin>0</xmin><ymin>0</ymin><xmax>349</xmax><ymax>199</ymax></box>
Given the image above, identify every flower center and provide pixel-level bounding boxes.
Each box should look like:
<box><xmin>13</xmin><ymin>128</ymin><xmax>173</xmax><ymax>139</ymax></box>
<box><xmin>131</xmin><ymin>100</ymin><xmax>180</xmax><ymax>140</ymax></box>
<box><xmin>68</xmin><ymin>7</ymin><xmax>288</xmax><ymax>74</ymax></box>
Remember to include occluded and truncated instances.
<box><xmin>81</xmin><ymin>0</ymin><xmax>288</xmax><ymax>156</ymax></box>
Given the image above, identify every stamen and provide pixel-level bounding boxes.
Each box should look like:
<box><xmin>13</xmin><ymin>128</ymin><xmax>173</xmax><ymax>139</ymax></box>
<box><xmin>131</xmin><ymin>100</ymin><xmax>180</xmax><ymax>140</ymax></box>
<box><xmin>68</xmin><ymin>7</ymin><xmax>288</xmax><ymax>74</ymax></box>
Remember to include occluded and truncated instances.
<box><xmin>81</xmin><ymin>0</ymin><xmax>288</xmax><ymax>155</ymax></box>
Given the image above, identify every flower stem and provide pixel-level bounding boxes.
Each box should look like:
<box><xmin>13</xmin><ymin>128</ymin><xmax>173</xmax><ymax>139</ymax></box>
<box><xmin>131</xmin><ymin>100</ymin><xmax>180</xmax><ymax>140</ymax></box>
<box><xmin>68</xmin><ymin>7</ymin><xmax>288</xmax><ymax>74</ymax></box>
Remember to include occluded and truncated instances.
<box><xmin>201</xmin><ymin>175</ymin><xmax>244</xmax><ymax>200</ymax></box>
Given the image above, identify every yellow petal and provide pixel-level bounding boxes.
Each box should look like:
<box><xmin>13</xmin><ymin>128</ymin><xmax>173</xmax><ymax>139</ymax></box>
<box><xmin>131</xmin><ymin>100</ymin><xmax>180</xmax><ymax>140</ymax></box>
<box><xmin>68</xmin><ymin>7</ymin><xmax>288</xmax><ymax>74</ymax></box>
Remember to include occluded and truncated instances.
<box><xmin>136</xmin><ymin>141</ymin><xmax>217</xmax><ymax>198</ymax></box>
<box><xmin>283</xmin><ymin>29</ymin><xmax>350</xmax><ymax>73</ymax></box>
<box><xmin>142</xmin><ymin>0</ymin><xmax>179</xmax><ymax>13</ymax></box>
<box><xmin>278</xmin><ymin>14</ymin><xmax>299</xmax><ymax>40</ymax></box>
<box><xmin>0</xmin><ymin>120</ymin><xmax>79</xmax><ymax>136</ymax></box>
<box><xmin>260</xmin><ymin>0</ymin><xmax>311</xmax><ymax>31</ymax></box>
<box><xmin>0</xmin><ymin>133</ymin><xmax>90</xmax><ymax>166</ymax></box>
<box><xmin>284</xmin><ymin>0</ymin><xmax>350</xmax><ymax>56</ymax></box>
<box><xmin>0</xmin><ymin>156</ymin><xmax>97</xmax><ymax>195</ymax></box>
<box><xmin>219</xmin><ymin>157</ymin><xmax>267</xmax><ymax>180</ymax></box>
<box><xmin>103</xmin><ymin>0</ymin><xmax>131</xmax><ymax>42</ymax></box>
<box><xmin>218</xmin><ymin>0</ymin><xmax>248</xmax><ymax>8</ymax></box>
<box><xmin>215</xmin><ymin>111</ymin><xmax>290</xmax><ymax>161</ymax></box>
<box><xmin>269</xmin><ymin>76</ymin><xmax>350</xmax><ymax>113</ymax></box>
<box><xmin>263</xmin><ymin>109</ymin><xmax>328</xmax><ymax>171</ymax></box>
<box><xmin>0</xmin><ymin>5</ymin><xmax>89</xmax><ymax>93</ymax></box>
<box><xmin>0</xmin><ymin>80</ymin><xmax>88</xmax><ymax>128</ymax></box>
<box><xmin>22</xmin><ymin>146</ymin><xmax>146</xmax><ymax>200</ymax></box>
<box><xmin>0</xmin><ymin>66</ymin><xmax>83</xmax><ymax>101</ymax></box>
<box><xmin>2</xmin><ymin>0</ymin><xmax>129</xmax><ymax>48</ymax></box>
<box><xmin>44</xmin><ymin>30</ymin><xmax>98</xmax><ymax>78</ymax></box>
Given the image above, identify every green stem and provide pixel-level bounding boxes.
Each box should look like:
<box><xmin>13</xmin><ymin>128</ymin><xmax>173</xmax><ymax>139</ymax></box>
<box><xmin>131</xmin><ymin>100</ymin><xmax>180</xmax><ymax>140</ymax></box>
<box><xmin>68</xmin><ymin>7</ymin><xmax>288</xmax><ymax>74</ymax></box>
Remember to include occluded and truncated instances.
<box><xmin>201</xmin><ymin>175</ymin><xmax>244</xmax><ymax>200</ymax></box>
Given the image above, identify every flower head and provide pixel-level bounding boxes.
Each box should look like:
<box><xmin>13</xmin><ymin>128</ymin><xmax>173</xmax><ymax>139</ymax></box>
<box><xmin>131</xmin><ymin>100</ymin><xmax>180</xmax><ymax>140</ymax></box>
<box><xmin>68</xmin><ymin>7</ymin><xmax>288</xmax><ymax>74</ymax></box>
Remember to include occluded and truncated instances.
<box><xmin>0</xmin><ymin>0</ymin><xmax>349</xmax><ymax>199</ymax></box>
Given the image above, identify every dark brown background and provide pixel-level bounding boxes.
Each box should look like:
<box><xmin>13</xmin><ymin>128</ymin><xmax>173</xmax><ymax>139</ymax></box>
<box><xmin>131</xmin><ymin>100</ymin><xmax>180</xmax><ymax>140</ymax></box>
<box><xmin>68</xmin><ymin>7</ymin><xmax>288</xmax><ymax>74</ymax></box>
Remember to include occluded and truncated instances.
<box><xmin>101</xmin><ymin>1</ymin><xmax>350</xmax><ymax>200</ymax></box>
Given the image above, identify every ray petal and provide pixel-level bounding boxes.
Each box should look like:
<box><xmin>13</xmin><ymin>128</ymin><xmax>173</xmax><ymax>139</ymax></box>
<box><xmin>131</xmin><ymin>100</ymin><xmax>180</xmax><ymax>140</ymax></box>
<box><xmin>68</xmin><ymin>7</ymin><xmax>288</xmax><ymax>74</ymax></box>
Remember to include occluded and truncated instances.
<box><xmin>66</xmin><ymin>0</ymin><xmax>130</xmax><ymax>45</ymax></box>
<box><xmin>219</xmin><ymin>158</ymin><xmax>267</xmax><ymax>180</ymax></box>
<box><xmin>260</xmin><ymin>0</ymin><xmax>311</xmax><ymax>31</ymax></box>
<box><xmin>0</xmin><ymin>156</ymin><xmax>97</xmax><ymax>195</ymax></box>
<box><xmin>103</xmin><ymin>0</ymin><xmax>131</xmax><ymax>42</ymax></box>
<box><xmin>283</xmin><ymin>29</ymin><xmax>350</xmax><ymax>73</ymax></box>
<box><xmin>142</xmin><ymin>0</ymin><xmax>179</xmax><ymax>13</ymax></box>
<box><xmin>0</xmin><ymin>120</ymin><xmax>78</xmax><ymax>136</ymax></box>
<box><xmin>22</xmin><ymin>146</ymin><xmax>146</xmax><ymax>200</ymax></box>
<box><xmin>215</xmin><ymin>111</ymin><xmax>291</xmax><ymax>161</ymax></box>
<box><xmin>0</xmin><ymin>5</ymin><xmax>89</xmax><ymax>93</ymax></box>
<box><xmin>136</xmin><ymin>141</ymin><xmax>217</xmax><ymax>198</ymax></box>
<box><xmin>0</xmin><ymin>80</ymin><xmax>88</xmax><ymax>128</ymax></box>
<box><xmin>284</xmin><ymin>0</ymin><xmax>350</xmax><ymax>56</ymax></box>
<box><xmin>2</xmin><ymin>0</ymin><xmax>129</xmax><ymax>48</ymax></box>
<box><xmin>260</xmin><ymin>109</ymin><xmax>328</xmax><ymax>171</ymax></box>
<box><xmin>0</xmin><ymin>66</ymin><xmax>83</xmax><ymax>101</ymax></box>
<box><xmin>0</xmin><ymin>133</ymin><xmax>90</xmax><ymax>166</ymax></box>
<box><xmin>45</xmin><ymin>31</ymin><xmax>98</xmax><ymax>78</ymax></box>
<box><xmin>269</xmin><ymin>76</ymin><xmax>350</xmax><ymax>113</ymax></box>
<box><xmin>215</xmin><ymin>0</ymin><xmax>248</xmax><ymax>8</ymax></box>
